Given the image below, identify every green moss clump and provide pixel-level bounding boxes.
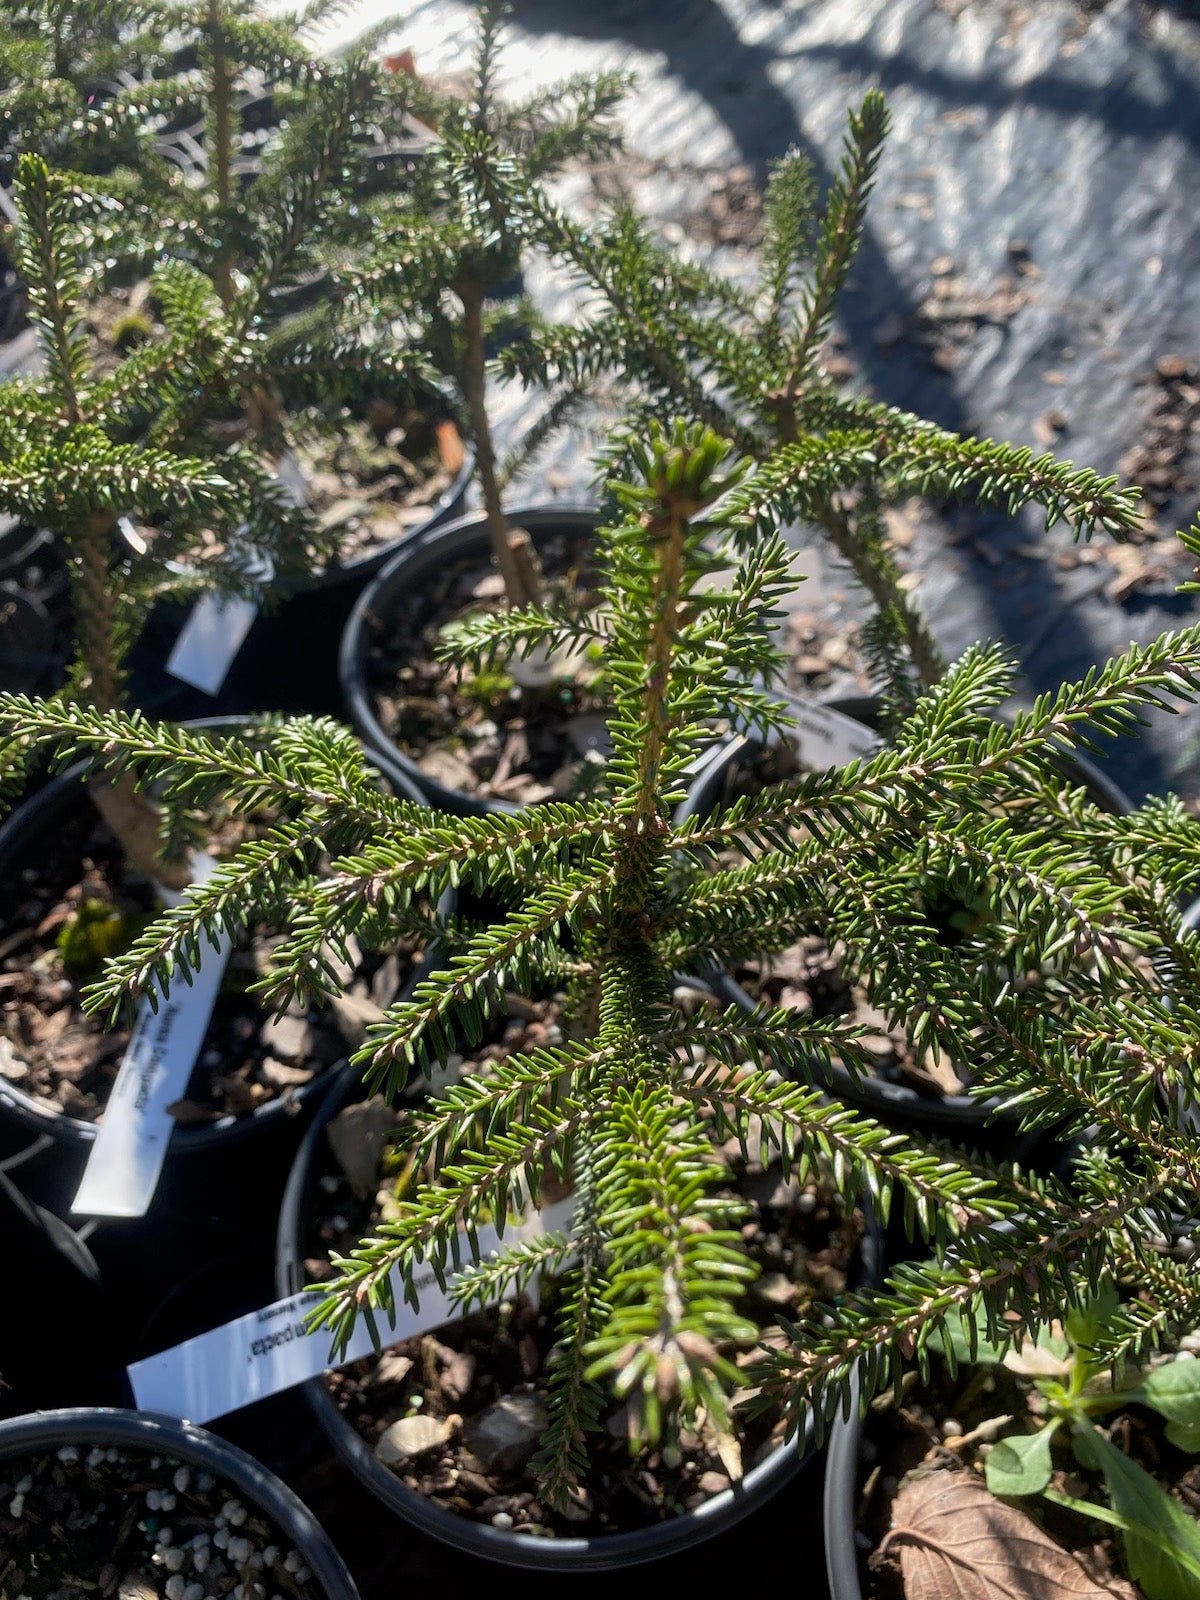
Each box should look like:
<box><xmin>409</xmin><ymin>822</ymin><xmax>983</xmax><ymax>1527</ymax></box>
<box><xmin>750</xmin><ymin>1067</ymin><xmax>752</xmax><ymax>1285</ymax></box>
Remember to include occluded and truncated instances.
<box><xmin>57</xmin><ymin>898</ymin><xmax>145</xmax><ymax>975</ymax></box>
<box><xmin>459</xmin><ymin>663</ymin><xmax>516</xmax><ymax>706</ymax></box>
<box><xmin>110</xmin><ymin>309</ymin><xmax>153</xmax><ymax>352</ymax></box>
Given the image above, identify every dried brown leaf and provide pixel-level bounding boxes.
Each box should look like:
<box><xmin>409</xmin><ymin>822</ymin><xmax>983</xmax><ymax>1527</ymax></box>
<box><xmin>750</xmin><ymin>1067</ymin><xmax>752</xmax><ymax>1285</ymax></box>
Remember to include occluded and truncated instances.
<box><xmin>881</xmin><ymin>1468</ymin><xmax>1137</xmax><ymax>1600</ymax></box>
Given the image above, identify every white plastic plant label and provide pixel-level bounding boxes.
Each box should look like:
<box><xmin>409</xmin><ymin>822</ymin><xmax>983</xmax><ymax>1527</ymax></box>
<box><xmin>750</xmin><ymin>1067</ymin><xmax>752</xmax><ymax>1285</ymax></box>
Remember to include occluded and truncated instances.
<box><xmin>165</xmin><ymin>591</ymin><xmax>261</xmax><ymax>695</ymax></box>
<box><xmin>71</xmin><ymin>854</ymin><xmax>233</xmax><ymax>1219</ymax></box>
<box><xmin>127</xmin><ymin>1196</ymin><xmax>576</xmax><ymax>1423</ymax></box>
<box><xmin>786</xmin><ymin>700</ymin><xmax>881</xmax><ymax>770</ymax></box>
<box><xmin>166</xmin><ymin>452</ymin><xmax>305</xmax><ymax>694</ymax></box>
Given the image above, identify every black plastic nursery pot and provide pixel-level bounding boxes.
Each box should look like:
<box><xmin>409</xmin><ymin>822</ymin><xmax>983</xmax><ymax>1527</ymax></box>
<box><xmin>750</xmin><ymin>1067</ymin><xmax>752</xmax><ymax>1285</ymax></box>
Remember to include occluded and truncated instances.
<box><xmin>283</xmin><ymin>432</ymin><xmax>476</xmax><ymax>600</ymax></box>
<box><xmin>0</xmin><ymin>1163</ymin><xmax>125</xmax><ymax>1416</ymax></box>
<box><xmin>121</xmin><ymin>436</ymin><xmax>474</xmax><ymax>723</ymax></box>
<box><xmin>340</xmin><ymin>503</ymin><xmax>601</xmax><ymax>817</ymax></box>
<box><xmin>680</xmin><ymin>694</ymin><xmax>1134</xmax><ymax>1135</ymax></box>
<box><xmin>0</xmin><ymin>718</ymin><xmax>430</xmax><ymax>1170</ymax></box>
<box><xmin>0</xmin><ymin>1407</ymin><xmax>360</xmax><ymax>1599</ymax></box>
<box><xmin>276</xmin><ymin>1064</ymin><xmax>885</xmax><ymax>1574</ymax></box>
<box><xmin>0</xmin><ymin>524</ymin><xmax>68</xmax><ymax>701</ymax></box>
<box><xmin>823</xmin><ymin>1369</ymin><xmax>868</xmax><ymax>1600</ymax></box>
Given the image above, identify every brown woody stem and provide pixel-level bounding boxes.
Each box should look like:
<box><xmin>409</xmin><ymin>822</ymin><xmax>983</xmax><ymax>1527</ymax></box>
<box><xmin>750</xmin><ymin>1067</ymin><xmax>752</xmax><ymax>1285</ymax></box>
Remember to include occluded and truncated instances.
<box><xmin>630</xmin><ymin>491</ymin><xmax>687</xmax><ymax>832</ymax></box>
<box><xmin>75</xmin><ymin>512</ymin><xmax>190</xmax><ymax>889</ymax></box>
<box><xmin>458</xmin><ymin>272</ymin><xmax>540</xmax><ymax>608</ymax></box>
<box><xmin>207</xmin><ymin>0</ymin><xmax>236</xmax><ymax>310</ymax></box>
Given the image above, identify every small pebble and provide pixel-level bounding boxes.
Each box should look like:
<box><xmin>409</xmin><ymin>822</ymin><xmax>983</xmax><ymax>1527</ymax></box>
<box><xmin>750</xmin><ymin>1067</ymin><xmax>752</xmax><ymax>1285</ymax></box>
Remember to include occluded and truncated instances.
<box><xmin>146</xmin><ymin>1489</ymin><xmax>163</xmax><ymax>1511</ymax></box>
<box><xmin>173</xmin><ymin>1466</ymin><xmax>191</xmax><ymax>1493</ymax></box>
<box><xmin>942</xmin><ymin>1418</ymin><xmax>964</xmax><ymax>1438</ymax></box>
<box><xmin>14</xmin><ymin>1475</ymin><xmax>32</xmax><ymax>1494</ymax></box>
<box><xmin>56</xmin><ymin>1446</ymin><xmax>80</xmax><ymax>1465</ymax></box>
<box><xmin>228</xmin><ymin>1535</ymin><xmax>254</xmax><ymax>1564</ymax></box>
<box><xmin>162</xmin><ymin>1548</ymin><xmax>186</xmax><ymax>1573</ymax></box>
<box><xmin>227</xmin><ymin>1502</ymin><xmax>247</xmax><ymax>1527</ymax></box>
<box><xmin>261</xmin><ymin>1546</ymin><xmax>278</xmax><ymax>1569</ymax></box>
<box><xmin>213</xmin><ymin>1528</ymin><xmax>230</xmax><ymax>1551</ymax></box>
<box><xmin>192</xmin><ymin>1549</ymin><xmax>210</xmax><ymax>1575</ymax></box>
<box><xmin>491</xmin><ymin>1512</ymin><xmax>514</xmax><ymax>1530</ymax></box>
<box><xmin>165</xmin><ymin>1576</ymin><xmax>186</xmax><ymax>1600</ymax></box>
<box><xmin>184</xmin><ymin>1586</ymin><xmax>204</xmax><ymax>1600</ymax></box>
<box><xmin>156</xmin><ymin>1528</ymin><xmax>174</xmax><ymax>1547</ymax></box>
<box><xmin>160</xmin><ymin>1492</ymin><xmax>177</xmax><ymax>1512</ymax></box>
<box><xmin>106</xmin><ymin>1448</ymin><xmax>120</xmax><ymax>1462</ymax></box>
<box><xmin>293</xmin><ymin>1569</ymin><xmax>310</xmax><ymax>1585</ymax></box>
<box><xmin>87</xmin><ymin>1448</ymin><xmax>105</xmax><ymax>1468</ymax></box>
<box><xmin>283</xmin><ymin>1553</ymin><xmax>303</xmax><ymax>1575</ymax></box>
<box><xmin>197</xmin><ymin>1472</ymin><xmax>216</xmax><ymax>1493</ymax></box>
<box><xmin>8</xmin><ymin>1494</ymin><xmax>24</xmax><ymax>1518</ymax></box>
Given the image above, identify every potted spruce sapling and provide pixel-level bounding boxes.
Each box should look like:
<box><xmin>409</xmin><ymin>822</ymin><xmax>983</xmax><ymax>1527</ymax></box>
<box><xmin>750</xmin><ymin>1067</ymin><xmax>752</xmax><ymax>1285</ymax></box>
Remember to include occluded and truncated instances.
<box><xmin>337</xmin><ymin>1</ymin><xmax>630</xmax><ymax>811</ymax></box>
<box><xmin>3</xmin><ymin>3</ymin><xmax>472</xmax><ymax>610</ymax></box>
<box><xmin>517</xmin><ymin>91</ymin><xmax>1148</xmax><ymax>1118</ymax></box>
<box><xmin>0</xmin><ymin>156</ymin><xmax>435</xmax><ymax>1208</ymax></box>
<box><xmin>11</xmin><ymin>423</ymin><xmax>1200</xmax><ymax>1561</ymax></box>
<box><xmin>520</xmin><ymin>88</ymin><xmax>1149</xmax><ymax>713</ymax></box>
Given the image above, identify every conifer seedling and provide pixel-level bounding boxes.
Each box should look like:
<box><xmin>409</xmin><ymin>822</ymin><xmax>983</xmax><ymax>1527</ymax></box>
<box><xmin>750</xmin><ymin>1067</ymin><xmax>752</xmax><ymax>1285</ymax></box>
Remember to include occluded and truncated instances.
<box><xmin>6</xmin><ymin>425</ymin><xmax>1200</xmax><ymax>1512</ymax></box>
<box><xmin>510</xmin><ymin>92</ymin><xmax>1146</xmax><ymax>722</ymax></box>
<box><xmin>0</xmin><ymin>150</ymin><xmax>342</xmax><ymax>877</ymax></box>
<box><xmin>321</xmin><ymin>0</ymin><xmax>626</xmax><ymax>611</ymax></box>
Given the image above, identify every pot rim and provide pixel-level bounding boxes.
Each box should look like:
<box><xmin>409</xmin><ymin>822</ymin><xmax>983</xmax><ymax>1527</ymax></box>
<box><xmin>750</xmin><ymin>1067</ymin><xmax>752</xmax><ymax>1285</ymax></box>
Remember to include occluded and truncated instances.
<box><xmin>823</xmin><ymin>1369</ymin><xmax>865</xmax><ymax>1600</ymax></box>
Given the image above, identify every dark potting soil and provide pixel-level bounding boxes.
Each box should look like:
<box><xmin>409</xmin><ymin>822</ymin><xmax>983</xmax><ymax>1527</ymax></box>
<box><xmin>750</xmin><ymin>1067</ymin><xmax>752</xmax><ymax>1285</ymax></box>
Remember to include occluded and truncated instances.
<box><xmin>120</xmin><ymin>408</ymin><xmax>459</xmax><ymax>579</ymax></box>
<box><xmin>300</xmin><ymin>992</ymin><xmax>865</xmax><ymax>1540</ymax></box>
<box><xmin>362</xmin><ymin>532</ymin><xmax>611</xmax><ymax>806</ymax></box>
<box><xmin>0</xmin><ymin>796</ymin><xmax>421</xmax><ymax>1126</ymax></box>
<box><xmin>855</xmin><ymin>1346</ymin><xmax>1200</xmax><ymax>1599</ymax></box>
<box><xmin>0</xmin><ymin>1442</ymin><xmax>320</xmax><ymax>1598</ymax></box>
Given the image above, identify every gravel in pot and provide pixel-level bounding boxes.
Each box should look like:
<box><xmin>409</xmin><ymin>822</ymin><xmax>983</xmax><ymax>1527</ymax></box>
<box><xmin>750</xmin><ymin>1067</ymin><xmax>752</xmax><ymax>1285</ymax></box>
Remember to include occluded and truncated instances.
<box><xmin>278</xmin><ymin>988</ymin><xmax>882</xmax><ymax>1570</ymax></box>
<box><xmin>0</xmin><ymin>1408</ymin><xmax>358</xmax><ymax>1599</ymax></box>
